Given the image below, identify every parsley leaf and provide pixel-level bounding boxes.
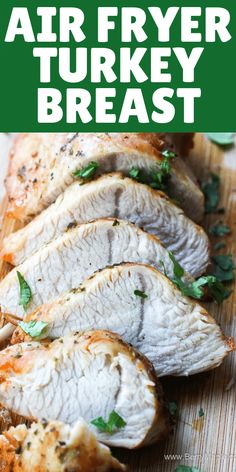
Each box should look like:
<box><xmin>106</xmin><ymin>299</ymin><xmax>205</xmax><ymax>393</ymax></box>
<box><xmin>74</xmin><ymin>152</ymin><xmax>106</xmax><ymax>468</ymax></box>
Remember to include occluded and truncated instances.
<box><xmin>211</xmin><ymin>255</ymin><xmax>235</xmax><ymax>282</ymax></box>
<box><xmin>129</xmin><ymin>150</ymin><xmax>175</xmax><ymax>192</ymax></box>
<box><xmin>129</xmin><ymin>167</ymin><xmax>140</xmax><ymax>180</ymax></box>
<box><xmin>134</xmin><ymin>290</ymin><xmax>148</xmax><ymax>299</ymax></box>
<box><xmin>17</xmin><ymin>271</ymin><xmax>32</xmax><ymax>311</ymax></box>
<box><xmin>214</xmin><ymin>242</ymin><xmax>226</xmax><ymax>251</ymax></box>
<box><xmin>205</xmin><ymin>277</ymin><xmax>231</xmax><ymax>303</ymax></box>
<box><xmin>166</xmin><ymin>253</ymin><xmax>230</xmax><ymax>304</ymax></box>
<box><xmin>168</xmin><ymin>251</ymin><xmax>184</xmax><ymax>278</ymax></box>
<box><xmin>19</xmin><ymin>320</ymin><xmax>48</xmax><ymax>338</ymax></box>
<box><xmin>73</xmin><ymin>162</ymin><xmax>99</xmax><ymax>180</ymax></box>
<box><xmin>150</xmin><ymin>150</ymin><xmax>175</xmax><ymax>190</ymax></box>
<box><xmin>159</xmin><ymin>260</ymin><xmax>168</xmax><ymax>277</ymax></box>
<box><xmin>201</xmin><ymin>173</ymin><xmax>220</xmax><ymax>214</ymax></box>
<box><xmin>198</xmin><ymin>407</ymin><xmax>204</xmax><ymax>418</ymax></box>
<box><xmin>209</xmin><ymin>224</ymin><xmax>231</xmax><ymax>236</ymax></box>
<box><xmin>91</xmin><ymin>410</ymin><xmax>126</xmax><ymax>434</ymax></box>
<box><xmin>161</xmin><ymin>149</ymin><xmax>177</xmax><ymax>160</ymax></box>
<box><xmin>168</xmin><ymin>401</ymin><xmax>178</xmax><ymax>416</ymax></box>
<box><xmin>175</xmin><ymin>466</ymin><xmax>201</xmax><ymax>472</ymax></box>
<box><xmin>90</xmin><ymin>416</ymin><xmax>107</xmax><ymax>432</ymax></box>
<box><xmin>165</xmin><ymin>253</ymin><xmax>203</xmax><ymax>299</ymax></box>
<box><xmin>107</xmin><ymin>411</ymin><xmax>126</xmax><ymax>431</ymax></box>
<box><xmin>213</xmin><ymin>255</ymin><xmax>234</xmax><ymax>271</ymax></box>
<box><xmin>112</xmin><ymin>219</ymin><xmax>120</xmax><ymax>226</ymax></box>
<box><xmin>129</xmin><ymin>167</ymin><xmax>147</xmax><ymax>183</ymax></box>
<box><xmin>206</xmin><ymin>133</ymin><xmax>234</xmax><ymax>146</ymax></box>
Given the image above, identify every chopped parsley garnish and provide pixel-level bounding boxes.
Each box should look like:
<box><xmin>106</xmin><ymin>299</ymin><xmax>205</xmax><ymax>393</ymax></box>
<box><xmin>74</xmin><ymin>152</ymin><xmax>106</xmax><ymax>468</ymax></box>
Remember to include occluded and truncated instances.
<box><xmin>73</xmin><ymin>162</ymin><xmax>99</xmax><ymax>180</ymax></box>
<box><xmin>91</xmin><ymin>410</ymin><xmax>126</xmax><ymax>434</ymax></box>
<box><xmin>161</xmin><ymin>150</ymin><xmax>176</xmax><ymax>159</ymax></box>
<box><xmin>159</xmin><ymin>260</ymin><xmax>168</xmax><ymax>277</ymax></box>
<box><xmin>129</xmin><ymin>168</ymin><xmax>139</xmax><ymax>180</ymax></box>
<box><xmin>204</xmin><ymin>277</ymin><xmax>231</xmax><ymax>303</ymax></box>
<box><xmin>175</xmin><ymin>467</ymin><xmax>201</xmax><ymax>472</ymax></box>
<box><xmin>129</xmin><ymin>167</ymin><xmax>146</xmax><ymax>183</ymax></box>
<box><xmin>168</xmin><ymin>401</ymin><xmax>178</xmax><ymax>416</ymax></box>
<box><xmin>206</xmin><ymin>133</ymin><xmax>234</xmax><ymax>146</ymax></box>
<box><xmin>211</xmin><ymin>255</ymin><xmax>235</xmax><ymax>282</ymax></box>
<box><xmin>129</xmin><ymin>150</ymin><xmax>175</xmax><ymax>192</ymax></box>
<box><xmin>150</xmin><ymin>150</ymin><xmax>175</xmax><ymax>190</ymax></box>
<box><xmin>214</xmin><ymin>241</ymin><xmax>226</xmax><ymax>251</ymax></box>
<box><xmin>201</xmin><ymin>173</ymin><xmax>220</xmax><ymax>214</ymax></box>
<box><xmin>19</xmin><ymin>320</ymin><xmax>48</xmax><ymax>339</ymax></box>
<box><xmin>112</xmin><ymin>219</ymin><xmax>120</xmax><ymax>226</ymax></box>
<box><xmin>209</xmin><ymin>224</ymin><xmax>231</xmax><ymax>237</ymax></box>
<box><xmin>163</xmin><ymin>252</ymin><xmax>231</xmax><ymax>304</ymax></box>
<box><xmin>198</xmin><ymin>407</ymin><xmax>204</xmax><ymax>418</ymax></box>
<box><xmin>134</xmin><ymin>290</ymin><xmax>148</xmax><ymax>299</ymax></box>
<box><xmin>17</xmin><ymin>271</ymin><xmax>32</xmax><ymax>311</ymax></box>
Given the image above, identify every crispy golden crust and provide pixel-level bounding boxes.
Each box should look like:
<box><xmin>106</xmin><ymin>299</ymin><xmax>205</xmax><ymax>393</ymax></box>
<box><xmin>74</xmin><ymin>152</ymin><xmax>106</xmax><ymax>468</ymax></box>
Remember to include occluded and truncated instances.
<box><xmin>0</xmin><ymin>419</ymin><xmax>126</xmax><ymax>471</ymax></box>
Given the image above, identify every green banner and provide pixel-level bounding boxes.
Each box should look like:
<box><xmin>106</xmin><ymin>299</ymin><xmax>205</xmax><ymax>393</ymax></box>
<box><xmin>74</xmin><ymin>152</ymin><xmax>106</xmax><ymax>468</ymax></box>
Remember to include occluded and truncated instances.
<box><xmin>0</xmin><ymin>0</ymin><xmax>235</xmax><ymax>131</ymax></box>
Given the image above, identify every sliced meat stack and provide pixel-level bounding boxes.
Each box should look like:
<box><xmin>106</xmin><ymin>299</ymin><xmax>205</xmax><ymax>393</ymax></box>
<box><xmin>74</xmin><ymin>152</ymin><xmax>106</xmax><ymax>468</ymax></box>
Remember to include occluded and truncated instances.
<box><xmin>0</xmin><ymin>330</ymin><xmax>170</xmax><ymax>449</ymax></box>
<box><xmin>1</xmin><ymin>174</ymin><xmax>209</xmax><ymax>276</ymax></box>
<box><xmin>12</xmin><ymin>264</ymin><xmax>232</xmax><ymax>376</ymax></box>
<box><xmin>0</xmin><ymin>133</ymin><xmax>232</xmax><ymax>456</ymax></box>
<box><xmin>0</xmin><ymin>418</ymin><xmax>126</xmax><ymax>471</ymax></box>
<box><xmin>5</xmin><ymin>132</ymin><xmax>204</xmax><ymax>223</ymax></box>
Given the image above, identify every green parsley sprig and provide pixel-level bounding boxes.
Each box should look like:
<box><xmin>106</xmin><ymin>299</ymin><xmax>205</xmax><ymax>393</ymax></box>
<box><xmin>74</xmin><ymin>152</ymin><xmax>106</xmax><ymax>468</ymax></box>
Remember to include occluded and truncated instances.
<box><xmin>19</xmin><ymin>320</ymin><xmax>49</xmax><ymax>339</ymax></box>
<box><xmin>73</xmin><ymin>162</ymin><xmax>99</xmax><ymax>180</ymax></box>
<box><xmin>17</xmin><ymin>272</ymin><xmax>32</xmax><ymax>311</ymax></box>
<box><xmin>129</xmin><ymin>149</ymin><xmax>175</xmax><ymax>192</ymax></box>
<box><xmin>198</xmin><ymin>407</ymin><xmax>204</xmax><ymax>418</ymax></box>
<box><xmin>91</xmin><ymin>410</ymin><xmax>126</xmax><ymax>434</ymax></box>
<box><xmin>212</xmin><ymin>255</ymin><xmax>235</xmax><ymax>283</ymax></box>
<box><xmin>201</xmin><ymin>173</ymin><xmax>220</xmax><ymax>214</ymax></box>
<box><xmin>134</xmin><ymin>290</ymin><xmax>148</xmax><ymax>299</ymax></box>
<box><xmin>168</xmin><ymin>401</ymin><xmax>178</xmax><ymax>417</ymax></box>
<box><xmin>209</xmin><ymin>224</ymin><xmax>231</xmax><ymax>237</ymax></box>
<box><xmin>162</xmin><ymin>252</ymin><xmax>230</xmax><ymax>304</ymax></box>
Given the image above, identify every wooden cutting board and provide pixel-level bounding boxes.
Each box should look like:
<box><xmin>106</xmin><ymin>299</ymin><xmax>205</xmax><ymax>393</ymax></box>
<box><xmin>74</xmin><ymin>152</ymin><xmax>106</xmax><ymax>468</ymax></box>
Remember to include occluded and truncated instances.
<box><xmin>0</xmin><ymin>134</ymin><xmax>235</xmax><ymax>472</ymax></box>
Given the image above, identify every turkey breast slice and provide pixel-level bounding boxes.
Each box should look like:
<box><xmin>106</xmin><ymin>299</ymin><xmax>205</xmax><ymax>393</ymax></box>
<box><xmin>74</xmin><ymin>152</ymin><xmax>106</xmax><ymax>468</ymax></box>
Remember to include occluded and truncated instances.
<box><xmin>0</xmin><ymin>218</ymin><xmax>194</xmax><ymax>320</ymax></box>
<box><xmin>0</xmin><ymin>331</ymin><xmax>170</xmax><ymax>449</ymax></box>
<box><xmin>0</xmin><ymin>418</ymin><xmax>126</xmax><ymax>471</ymax></box>
<box><xmin>1</xmin><ymin>174</ymin><xmax>209</xmax><ymax>275</ymax></box>
<box><xmin>5</xmin><ymin>132</ymin><xmax>204</xmax><ymax>223</ymax></box>
<box><xmin>12</xmin><ymin>263</ymin><xmax>233</xmax><ymax>377</ymax></box>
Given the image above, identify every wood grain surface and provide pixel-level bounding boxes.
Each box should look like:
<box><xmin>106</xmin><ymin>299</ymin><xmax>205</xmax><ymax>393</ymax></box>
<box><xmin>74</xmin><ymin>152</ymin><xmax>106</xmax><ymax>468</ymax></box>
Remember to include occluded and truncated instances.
<box><xmin>0</xmin><ymin>134</ymin><xmax>235</xmax><ymax>472</ymax></box>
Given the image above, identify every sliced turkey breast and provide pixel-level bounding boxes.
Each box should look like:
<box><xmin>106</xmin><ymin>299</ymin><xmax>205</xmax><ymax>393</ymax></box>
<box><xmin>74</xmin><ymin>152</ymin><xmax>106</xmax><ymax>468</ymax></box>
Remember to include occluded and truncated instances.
<box><xmin>5</xmin><ymin>133</ymin><xmax>65</xmax><ymax>221</ymax></box>
<box><xmin>0</xmin><ymin>330</ymin><xmax>169</xmax><ymax>448</ymax></box>
<box><xmin>12</xmin><ymin>264</ymin><xmax>233</xmax><ymax>377</ymax></box>
<box><xmin>0</xmin><ymin>418</ymin><xmax>126</xmax><ymax>471</ymax></box>
<box><xmin>1</xmin><ymin>174</ymin><xmax>209</xmax><ymax>275</ymax></box>
<box><xmin>0</xmin><ymin>219</ymin><xmax>194</xmax><ymax>322</ymax></box>
<box><xmin>5</xmin><ymin>133</ymin><xmax>204</xmax><ymax>223</ymax></box>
